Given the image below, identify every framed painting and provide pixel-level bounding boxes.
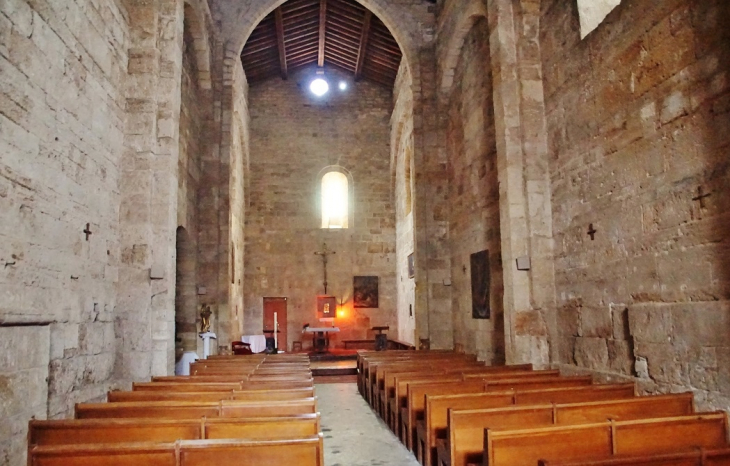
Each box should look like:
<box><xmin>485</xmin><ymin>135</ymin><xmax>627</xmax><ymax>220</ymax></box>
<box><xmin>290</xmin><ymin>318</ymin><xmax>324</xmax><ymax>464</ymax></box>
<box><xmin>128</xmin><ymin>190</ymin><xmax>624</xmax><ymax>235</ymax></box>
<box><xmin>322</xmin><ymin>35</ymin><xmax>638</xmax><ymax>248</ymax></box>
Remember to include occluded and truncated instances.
<box><xmin>470</xmin><ymin>250</ymin><xmax>491</xmax><ymax>319</ymax></box>
<box><xmin>353</xmin><ymin>276</ymin><xmax>379</xmax><ymax>308</ymax></box>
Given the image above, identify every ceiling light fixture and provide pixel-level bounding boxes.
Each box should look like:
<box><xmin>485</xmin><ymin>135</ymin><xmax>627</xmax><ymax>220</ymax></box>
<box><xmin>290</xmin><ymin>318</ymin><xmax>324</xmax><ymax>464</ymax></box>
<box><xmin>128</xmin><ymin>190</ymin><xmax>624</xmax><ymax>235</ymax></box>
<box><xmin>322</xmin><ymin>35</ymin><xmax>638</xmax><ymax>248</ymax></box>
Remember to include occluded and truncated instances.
<box><xmin>310</xmin><ymin>78</ymin><xmax>329</xmax><ymax>97</ymax></box>
<box><xmin>339</xmin><ymin>81</ymin><xmax>348</xmax><ymax>91</ymax></box>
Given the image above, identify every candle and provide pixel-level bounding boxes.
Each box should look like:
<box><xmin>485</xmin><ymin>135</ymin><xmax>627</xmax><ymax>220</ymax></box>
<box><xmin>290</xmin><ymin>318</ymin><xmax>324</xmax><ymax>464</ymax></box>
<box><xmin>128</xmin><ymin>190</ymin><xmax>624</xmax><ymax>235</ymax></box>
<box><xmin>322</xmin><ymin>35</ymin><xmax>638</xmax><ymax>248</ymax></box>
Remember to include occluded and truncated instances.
<box><xmin>274</xmin><ymin>311</ymin><xmax>278</xmax><ymax>351</ymax></box>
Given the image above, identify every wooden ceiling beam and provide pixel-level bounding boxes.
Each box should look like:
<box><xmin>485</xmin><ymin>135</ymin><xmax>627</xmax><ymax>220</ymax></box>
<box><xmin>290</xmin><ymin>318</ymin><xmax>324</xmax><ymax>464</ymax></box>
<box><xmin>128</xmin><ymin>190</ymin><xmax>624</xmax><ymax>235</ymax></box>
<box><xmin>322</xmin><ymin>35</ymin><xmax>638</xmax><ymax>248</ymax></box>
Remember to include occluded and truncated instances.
<box><xmin>274</xmin><ymin>7</ymin><xmax>288</xmax><ymax>80</ymax></box>
<box><xmin>354</xmin><ymin>10</ymin><xmax>371</xmax><ymax>80</ymax></box>
<box><xmin>318</xmin><ymin>0</ymin><xmax>327</xmax><ymax>67</ymax></box>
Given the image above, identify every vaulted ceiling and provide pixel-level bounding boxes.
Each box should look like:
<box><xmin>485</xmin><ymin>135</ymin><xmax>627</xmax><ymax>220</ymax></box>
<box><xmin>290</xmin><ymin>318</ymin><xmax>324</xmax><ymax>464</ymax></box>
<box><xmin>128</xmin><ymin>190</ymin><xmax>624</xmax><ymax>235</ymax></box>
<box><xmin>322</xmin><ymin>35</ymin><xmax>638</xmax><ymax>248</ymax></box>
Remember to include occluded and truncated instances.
<box><xmin>240</xmin><ymin>0</ymin><xmax>403</xmax><ymax>88</ymax></box>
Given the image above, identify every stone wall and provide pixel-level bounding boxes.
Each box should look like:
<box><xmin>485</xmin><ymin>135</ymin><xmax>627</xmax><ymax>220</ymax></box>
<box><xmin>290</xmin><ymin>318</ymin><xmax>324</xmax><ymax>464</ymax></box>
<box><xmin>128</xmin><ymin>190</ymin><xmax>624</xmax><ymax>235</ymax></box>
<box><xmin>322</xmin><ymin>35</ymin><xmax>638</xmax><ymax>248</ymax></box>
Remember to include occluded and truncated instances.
<box><xmin>244</xmin><ymin>66</ymin><xmax>396</xmax><ymax>350</ymax></box>
<box><xmin>176</xmin><ymin>14</ymin><xmax>207</xmax><ymax>354</ymax></box>
<box><xmin>392</xmin><ymin>60</ymin><xmax>417</xmax><ymax>345</ymax></box>
<box><xmin>542</xmin><ymin>0</ymin><xmax>730</xmax><ymax>410</ymax></box>
<box><xmin>0</xmin><ymin>326</ymin><xmax>50</xmax><ymax>466</ymax></box>
<box><xmin>0</xmin><ymin>0</ymin><xmax>129</xmax><ymax>461</ymax></box>
<box><xmin>446</xmin><ymin>18</ymin><xmax>505</xmax><ymax>364</ymax></box>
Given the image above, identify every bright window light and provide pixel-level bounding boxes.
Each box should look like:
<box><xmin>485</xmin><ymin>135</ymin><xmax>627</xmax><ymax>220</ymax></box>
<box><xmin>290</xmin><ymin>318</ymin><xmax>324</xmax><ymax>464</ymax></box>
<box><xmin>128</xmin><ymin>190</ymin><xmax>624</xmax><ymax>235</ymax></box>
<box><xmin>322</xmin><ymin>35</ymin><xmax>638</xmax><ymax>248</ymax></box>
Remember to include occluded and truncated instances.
<box><xmin>321</xmin><ymin>171</ymin><xmax>348</xmax><ymax>229</ymax></box>
<box><xmin>339</xmin><ymin>81</ymin><xmax>348</xmax><ymax>91</ymax></box>
<box><xmin>310</xmin><ymin>78</ymin><xmax>329</xmax><ymax>97</ymax></box>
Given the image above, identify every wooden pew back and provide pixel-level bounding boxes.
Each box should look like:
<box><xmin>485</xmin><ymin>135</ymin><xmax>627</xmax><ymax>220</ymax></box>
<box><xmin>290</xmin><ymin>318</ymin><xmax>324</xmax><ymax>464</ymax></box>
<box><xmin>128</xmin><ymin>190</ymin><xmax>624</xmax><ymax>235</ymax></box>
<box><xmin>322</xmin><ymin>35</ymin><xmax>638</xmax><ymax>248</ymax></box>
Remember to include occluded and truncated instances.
<box><xmin>30</xmin><ymin>436</ymin><xmax>324</xmax><ymax>466</ymax></box>
<box><xmin>443</xmin><ymin>393</ymin><xmax>695</xmax><ymax>466</ymax></box>
<box><xmin>484</xmin><ymin>413</ymin><xmax>728</xmax><ymax>466</ymax></box>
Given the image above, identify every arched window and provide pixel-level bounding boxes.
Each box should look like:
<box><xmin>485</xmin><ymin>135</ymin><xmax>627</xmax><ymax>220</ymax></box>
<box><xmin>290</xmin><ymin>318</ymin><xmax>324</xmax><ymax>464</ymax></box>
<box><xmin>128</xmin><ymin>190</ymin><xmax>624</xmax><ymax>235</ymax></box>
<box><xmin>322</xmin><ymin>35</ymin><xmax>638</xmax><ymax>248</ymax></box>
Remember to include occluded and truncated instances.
<box><xmin>577</xmin><ymin>0</ymin><xmax>621</xmax><ymax>39</ymax></box>
<box><xmin>321</xmin><ymin>171</ymin><xmax>349</xmax><ymax>229</ymax></box>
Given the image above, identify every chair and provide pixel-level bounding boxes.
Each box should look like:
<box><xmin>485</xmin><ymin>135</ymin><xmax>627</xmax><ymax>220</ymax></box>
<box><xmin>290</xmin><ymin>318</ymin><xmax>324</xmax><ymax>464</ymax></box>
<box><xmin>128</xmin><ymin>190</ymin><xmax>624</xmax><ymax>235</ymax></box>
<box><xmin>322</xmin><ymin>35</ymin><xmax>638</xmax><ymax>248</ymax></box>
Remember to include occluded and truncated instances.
<box><xmin>231</xmin><ymin>341</ymin><xmax>253</xmax><ymax>355</ymax></box>
<box><xmin>292</xmin><ymin>341</ymin><xmax>303</xmax><ymax>352</ymax></box>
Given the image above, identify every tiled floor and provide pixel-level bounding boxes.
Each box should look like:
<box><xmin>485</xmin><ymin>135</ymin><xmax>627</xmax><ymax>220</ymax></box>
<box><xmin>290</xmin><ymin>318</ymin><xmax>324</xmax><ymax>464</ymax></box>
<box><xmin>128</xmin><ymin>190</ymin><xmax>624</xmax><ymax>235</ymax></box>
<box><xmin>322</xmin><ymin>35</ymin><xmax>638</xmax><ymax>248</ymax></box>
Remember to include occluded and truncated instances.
<box><xmin>316</xmin><ymin>383</ymin><xmax>421</xmax><ymax>466</ymax></box>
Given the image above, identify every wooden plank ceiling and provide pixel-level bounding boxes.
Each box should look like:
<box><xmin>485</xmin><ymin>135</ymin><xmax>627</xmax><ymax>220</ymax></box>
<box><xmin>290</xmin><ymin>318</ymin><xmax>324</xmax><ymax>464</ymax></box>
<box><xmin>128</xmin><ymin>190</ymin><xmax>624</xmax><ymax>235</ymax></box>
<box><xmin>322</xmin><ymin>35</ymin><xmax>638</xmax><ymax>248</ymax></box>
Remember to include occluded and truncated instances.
<box><xmin>241</xmin><ymin>0</ymin><xmax>403</xmax><ymax>88</ymax></box>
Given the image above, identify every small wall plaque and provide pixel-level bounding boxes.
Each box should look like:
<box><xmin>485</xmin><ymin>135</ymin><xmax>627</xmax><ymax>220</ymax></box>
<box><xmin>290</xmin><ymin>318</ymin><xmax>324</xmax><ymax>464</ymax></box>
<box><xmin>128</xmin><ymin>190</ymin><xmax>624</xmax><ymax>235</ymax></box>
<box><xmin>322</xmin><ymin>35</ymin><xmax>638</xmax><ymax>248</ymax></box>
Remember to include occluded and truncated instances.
<box><xmin>516</xmin><ymin>256</ymin><xmax>531</xmax><ymax>271</ymax></box>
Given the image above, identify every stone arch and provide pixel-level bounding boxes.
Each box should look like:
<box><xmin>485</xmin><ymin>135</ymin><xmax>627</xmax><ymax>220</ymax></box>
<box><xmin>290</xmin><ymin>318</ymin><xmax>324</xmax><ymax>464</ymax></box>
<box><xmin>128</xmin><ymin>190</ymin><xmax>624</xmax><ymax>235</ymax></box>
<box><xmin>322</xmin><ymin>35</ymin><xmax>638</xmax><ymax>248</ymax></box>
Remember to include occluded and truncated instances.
<box><xmin>183</xmin><ymin>0</ymin><xmax>213</xmax><ymax>90</ymax></box>
<box><xmin>226</xmin><ymin>0</ymin><xmax>419</xmax><ymax>70</ymax></box>
<box><xmin>438</xmin><ymin>0</ymin><xmax>489</xmax><ymax>96</ymax></box>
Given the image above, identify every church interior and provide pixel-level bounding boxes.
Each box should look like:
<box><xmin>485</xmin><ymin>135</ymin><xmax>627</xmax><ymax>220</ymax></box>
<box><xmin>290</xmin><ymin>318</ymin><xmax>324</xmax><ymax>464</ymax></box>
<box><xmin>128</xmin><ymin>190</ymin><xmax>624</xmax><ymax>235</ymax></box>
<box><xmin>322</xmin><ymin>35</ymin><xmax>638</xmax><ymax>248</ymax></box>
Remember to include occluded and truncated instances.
<box><xmin>1</xmin><ymin>0</ymin><xmax>729</xmax><ymax>464</ymax></box>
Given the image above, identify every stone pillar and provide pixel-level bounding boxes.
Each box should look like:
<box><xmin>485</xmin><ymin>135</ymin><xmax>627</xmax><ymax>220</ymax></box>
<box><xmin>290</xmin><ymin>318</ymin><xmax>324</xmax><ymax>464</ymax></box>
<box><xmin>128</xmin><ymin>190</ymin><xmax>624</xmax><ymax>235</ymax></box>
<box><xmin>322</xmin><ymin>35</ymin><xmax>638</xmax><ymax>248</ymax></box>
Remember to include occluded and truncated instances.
<box><xmin>117</xmin><ymin>0</ymin><xmax>184</xmax><ymax>381</ymax></box>
<box><xmin>412</xmin><ymin>45</ymin><xmax>453</xmax><ymax>349</ymax></box>
<box><xmin>488</xmin><ymin>0</ymin><xmax>555</xmax><ymax>365</ymax></box>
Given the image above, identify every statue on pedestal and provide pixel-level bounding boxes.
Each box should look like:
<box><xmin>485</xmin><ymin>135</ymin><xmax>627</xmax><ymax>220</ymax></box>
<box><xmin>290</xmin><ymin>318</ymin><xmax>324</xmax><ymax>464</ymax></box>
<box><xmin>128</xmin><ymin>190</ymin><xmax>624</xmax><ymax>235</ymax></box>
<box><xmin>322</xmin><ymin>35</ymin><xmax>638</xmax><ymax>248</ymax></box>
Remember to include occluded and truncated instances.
<box><xmin>200</xmin><ymin>305</ymin><xmax>212</xmax><ymax>334</ymax></box>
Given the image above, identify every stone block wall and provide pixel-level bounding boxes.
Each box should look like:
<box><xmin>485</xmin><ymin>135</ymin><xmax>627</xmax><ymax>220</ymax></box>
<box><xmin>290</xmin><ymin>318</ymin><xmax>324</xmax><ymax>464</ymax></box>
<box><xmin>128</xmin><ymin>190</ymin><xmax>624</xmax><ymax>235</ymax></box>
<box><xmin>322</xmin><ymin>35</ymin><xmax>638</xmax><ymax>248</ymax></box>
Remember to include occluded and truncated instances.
<box><xmin>446</xmin><ymin>17</ymin><xmax>505</xmax><ymax>364</ymax></box>
<box><xmin>1</xmin><ymin>0</ymin><xmax>127</xmax><ymax>408</ymax></box>
<box><xmin>244</xmin><ymin>66</ymin><xmax>396</xmax><ymax>350</ymax></box>
<box><xmin>392</xmin><ymin>60</ymin><xmax>417</xmax><ymax>345</ymax></box>
<box><xmin>0</xmin><ymin>326</ymin><xmax>50</xmax><ymax>466</ymax></box>
<box><xmin>176</xmin><ymin>19</ymin><xmax>206</xmax><ymax>355</ymax></box>
<box><xmin>0</xmin><ymin>0</ymin><xmax>129</xmax><ymax>462</ymax></box>
<box><xmin>541</xmin><ymin>0</ymin><xmax>730</xmax><ymax>410</ymax></box>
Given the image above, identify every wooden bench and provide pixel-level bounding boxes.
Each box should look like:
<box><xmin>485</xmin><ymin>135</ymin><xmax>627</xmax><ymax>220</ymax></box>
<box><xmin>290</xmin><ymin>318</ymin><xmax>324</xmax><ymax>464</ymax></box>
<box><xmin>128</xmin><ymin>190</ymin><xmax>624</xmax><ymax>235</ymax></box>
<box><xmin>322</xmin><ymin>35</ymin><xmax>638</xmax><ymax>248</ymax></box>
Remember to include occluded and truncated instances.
<box><xmin>405</xmin><ymin>376</ymin><xmax>593</xmax><ymax>452</ymax></box>
<box><xmin>483</xmin><ymin>413</ymin><xmax>728</xmax><ymax>466</ymax></box>
<box><xmin>75</xmin><ymin>398</ymin><xmax>318</xmax><ymax>419</ymax></box>
<box><xmin>108</xmin><ymin>387</ymin><xmax>315</xmax><ymax>403</ymax></box>
<box><xmin>403</xmin><ymin>382</ymin><xmax>635</xmax><ymax>455</ymax></box>
<box><xmin>134</xmin><ymin>379</ymin><xmax>314</xmax><ymax>391</ymax></box>
<box><xmin>382</xmin><ymin>367</ymin><xmax>537</xmax><ymax>430</ymax></box>
<box><xmin>436</xmin><ymin>392</ymin><xmax>695</xmax><ymax>466</ymax></box>
<box><xmin>366</xmin><ymin>355</ymin><xmax>479</xmax><ymax>404</ymax></box>
<box><xmin>29</xmin><ymin>435</ymin><xmax>324</xmax><ymax>466</ymax></box>
<box><xmin>538</xmin><ymin>447</ymin><xmax>730</xmax><ymax>466</ymax></box>
<box><xmin>358</xmin><ymin>351</ymin><xmax>462</xmax><ymax>398</ymax></box>
<box><xmin>30</xmin><ymin>414</ymin><xmax>321</xmax><ymax>446</ymax></box>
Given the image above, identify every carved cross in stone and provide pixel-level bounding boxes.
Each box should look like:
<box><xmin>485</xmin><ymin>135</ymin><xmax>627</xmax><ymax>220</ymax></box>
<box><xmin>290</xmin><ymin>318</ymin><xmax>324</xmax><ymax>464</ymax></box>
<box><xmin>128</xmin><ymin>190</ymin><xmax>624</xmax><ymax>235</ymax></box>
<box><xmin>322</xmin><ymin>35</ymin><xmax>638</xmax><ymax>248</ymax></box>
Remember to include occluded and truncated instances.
<box><xmin>314</xmin><ymin>242</ymin><xmax>336</xmax><ymax>294</ymax></box>
<box><xmin>587</xmin><ymin>223</ymin><xmax>597</xmax><ymax>241</ymax></box>
<box><xmin>83</xmin><ymin>223</ymin><xmax>92</xmax><ymax>241</ymax></box>
<box><xmin>692</xmin><ymin>186</ymin><xmax>712</xmax><ymax>209</ymax></box>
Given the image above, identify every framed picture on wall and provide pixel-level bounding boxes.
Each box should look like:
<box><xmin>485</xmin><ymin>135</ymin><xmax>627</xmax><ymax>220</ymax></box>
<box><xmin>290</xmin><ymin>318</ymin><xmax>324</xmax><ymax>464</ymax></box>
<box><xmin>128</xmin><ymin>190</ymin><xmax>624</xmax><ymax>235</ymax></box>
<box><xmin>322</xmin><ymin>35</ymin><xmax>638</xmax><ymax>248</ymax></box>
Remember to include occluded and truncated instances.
<box><xmin>407</xmin><ymin>253</ymin><xmax>415</xmax><ymax>278</ymax></box>
<box><xmin>353</xmin><ymin>276</ymin><xmax>379</xmax><ymax>308</ymax></box>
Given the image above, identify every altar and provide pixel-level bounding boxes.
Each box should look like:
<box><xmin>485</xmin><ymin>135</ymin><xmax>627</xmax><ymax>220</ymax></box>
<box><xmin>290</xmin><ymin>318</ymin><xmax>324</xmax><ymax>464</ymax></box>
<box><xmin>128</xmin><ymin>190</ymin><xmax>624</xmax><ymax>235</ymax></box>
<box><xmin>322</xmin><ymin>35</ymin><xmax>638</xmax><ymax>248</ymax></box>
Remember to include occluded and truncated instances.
<box><xmin>303</xmin><ymin>327</ymin><xmax>340</xmax><ymax>352</ymax></box>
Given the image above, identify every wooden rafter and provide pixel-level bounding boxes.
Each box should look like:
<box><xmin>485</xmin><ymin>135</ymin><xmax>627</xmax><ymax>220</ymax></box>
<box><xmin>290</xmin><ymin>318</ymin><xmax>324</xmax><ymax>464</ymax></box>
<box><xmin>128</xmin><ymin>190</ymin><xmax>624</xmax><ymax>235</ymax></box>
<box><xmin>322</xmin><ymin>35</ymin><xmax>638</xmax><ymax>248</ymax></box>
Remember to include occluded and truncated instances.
<box><xmin>354</xmin><ymin>10</ymin><xmax>371</xmax><ymax>80</ymax></box>
<box><xmin>274</xmin><ymin>7</ymin><xmax>288</xmax><ymax>79</ymax></box>
<box><xmin>318</xmin><ymin>0</ymin><xmax>327</xmax><ymax>67</ymax></box>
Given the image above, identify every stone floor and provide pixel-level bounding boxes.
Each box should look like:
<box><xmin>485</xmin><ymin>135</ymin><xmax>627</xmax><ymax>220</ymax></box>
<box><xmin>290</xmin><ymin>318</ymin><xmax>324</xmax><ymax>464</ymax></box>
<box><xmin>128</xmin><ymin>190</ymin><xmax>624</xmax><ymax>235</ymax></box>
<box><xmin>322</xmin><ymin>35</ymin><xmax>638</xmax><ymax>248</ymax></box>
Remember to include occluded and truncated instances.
<box><xmin>316</xmin><ymin>383</ymin><xmax>421</xmax><ymax>466</ymax></box>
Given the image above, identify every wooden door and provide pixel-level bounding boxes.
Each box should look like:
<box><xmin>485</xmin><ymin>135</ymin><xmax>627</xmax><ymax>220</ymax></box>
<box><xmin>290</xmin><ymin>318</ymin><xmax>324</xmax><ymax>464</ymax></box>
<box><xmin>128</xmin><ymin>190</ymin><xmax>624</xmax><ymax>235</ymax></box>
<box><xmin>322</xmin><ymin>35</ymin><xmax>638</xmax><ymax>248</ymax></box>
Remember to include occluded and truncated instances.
<box><xmin>263</xmin><ymin>297</ymin><xmax>288</xmax><ymax>351</ymax></box>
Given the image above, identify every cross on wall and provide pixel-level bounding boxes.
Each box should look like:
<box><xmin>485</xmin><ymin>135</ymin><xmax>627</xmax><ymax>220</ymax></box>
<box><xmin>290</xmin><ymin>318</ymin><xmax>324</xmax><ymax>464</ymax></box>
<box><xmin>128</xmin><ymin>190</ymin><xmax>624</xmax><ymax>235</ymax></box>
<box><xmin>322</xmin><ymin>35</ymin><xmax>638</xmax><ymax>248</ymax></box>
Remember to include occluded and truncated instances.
<box><xmin>83</xmin><ymin>223</ymin><xmax>92</xmax><ymax>241</ymax></box>
<box><xmin>587</xmin><ymin>223</ymin><xmax>597</xmax><ymax>241</ymax></box>
<box><xmin>692</xmin><ymin>186</ymin><xmax>712</xmax><ymax>209</ymax></box>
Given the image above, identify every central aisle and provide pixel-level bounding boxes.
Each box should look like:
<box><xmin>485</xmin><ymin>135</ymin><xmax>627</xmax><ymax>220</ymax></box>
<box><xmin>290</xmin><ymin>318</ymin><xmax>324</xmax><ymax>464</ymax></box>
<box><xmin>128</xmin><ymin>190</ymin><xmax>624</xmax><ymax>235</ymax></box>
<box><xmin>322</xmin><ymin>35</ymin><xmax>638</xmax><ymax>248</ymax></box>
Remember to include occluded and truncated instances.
<box><xmin>316</xmin><ymin>383</ymin><xmax>422</xmax><ymax>466</ymax></box>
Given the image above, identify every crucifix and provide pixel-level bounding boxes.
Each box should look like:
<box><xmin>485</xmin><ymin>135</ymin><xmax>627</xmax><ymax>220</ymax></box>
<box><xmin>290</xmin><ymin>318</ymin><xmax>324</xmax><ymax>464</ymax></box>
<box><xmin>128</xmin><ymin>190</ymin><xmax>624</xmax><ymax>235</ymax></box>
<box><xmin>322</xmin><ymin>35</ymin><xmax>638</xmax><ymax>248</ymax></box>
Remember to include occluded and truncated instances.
<box><xmin>314</xmin><ymin>242</ymin><xmax>336</xmax><ymax>294</ymax></box>
<box><xmin>692</xmin><ymin>186</ymin><xmax>712</xmax><ymax>209</ymax></box>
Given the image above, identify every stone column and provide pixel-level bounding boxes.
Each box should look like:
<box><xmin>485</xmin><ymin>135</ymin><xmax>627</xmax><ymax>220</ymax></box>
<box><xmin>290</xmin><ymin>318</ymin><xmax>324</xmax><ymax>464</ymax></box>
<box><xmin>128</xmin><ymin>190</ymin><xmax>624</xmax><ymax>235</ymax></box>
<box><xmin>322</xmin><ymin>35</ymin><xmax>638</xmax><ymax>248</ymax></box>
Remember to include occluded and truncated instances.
<box><xmin>117</xmin><ymin>0</ymin><xmax>184</xmax><ymax>381</ymax></box>
<box><xmin>412</xmin><ymin>45</ymin><xmax>453</xmax><ymax>349</ymax></box>
<box><xmin>488</xmin><ymin>0</ymin><xmax>555</xmax><ymax>365</ymax></box>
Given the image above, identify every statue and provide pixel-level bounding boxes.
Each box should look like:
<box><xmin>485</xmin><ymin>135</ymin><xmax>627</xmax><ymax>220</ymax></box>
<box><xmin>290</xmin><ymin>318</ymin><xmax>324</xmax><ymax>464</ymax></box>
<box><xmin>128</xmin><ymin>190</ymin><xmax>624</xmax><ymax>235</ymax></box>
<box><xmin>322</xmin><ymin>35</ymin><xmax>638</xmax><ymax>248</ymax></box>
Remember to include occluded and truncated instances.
<box><xmin>200</xmin><ymin>305</ymin><xmax>212</xmax><ymax>333</ymax></box>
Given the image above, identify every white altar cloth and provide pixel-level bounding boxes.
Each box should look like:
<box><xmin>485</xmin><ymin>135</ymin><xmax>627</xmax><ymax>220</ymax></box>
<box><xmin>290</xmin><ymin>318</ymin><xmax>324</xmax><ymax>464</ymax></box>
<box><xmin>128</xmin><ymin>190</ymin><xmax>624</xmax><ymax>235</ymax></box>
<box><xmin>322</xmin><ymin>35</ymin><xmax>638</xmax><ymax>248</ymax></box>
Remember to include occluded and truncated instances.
<box><xmin>303</xmin><ymin>327</ymin><xmax>340</xmax><ymax>333</ymax></box>
<box><xmin>242</xmin><ymin>334</ymin><xmax>267</xmax><ymax>353</ymax></box>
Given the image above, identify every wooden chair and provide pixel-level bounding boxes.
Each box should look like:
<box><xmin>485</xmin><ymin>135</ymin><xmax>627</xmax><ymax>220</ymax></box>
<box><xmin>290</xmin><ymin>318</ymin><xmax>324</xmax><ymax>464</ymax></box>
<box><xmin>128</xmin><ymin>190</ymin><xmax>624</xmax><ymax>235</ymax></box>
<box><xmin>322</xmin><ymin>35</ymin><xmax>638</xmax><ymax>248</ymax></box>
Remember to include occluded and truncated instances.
<box><xmin>232</xmin><ymin>341</ymin><xmax>253</xmax><ymax>355</ymax></box>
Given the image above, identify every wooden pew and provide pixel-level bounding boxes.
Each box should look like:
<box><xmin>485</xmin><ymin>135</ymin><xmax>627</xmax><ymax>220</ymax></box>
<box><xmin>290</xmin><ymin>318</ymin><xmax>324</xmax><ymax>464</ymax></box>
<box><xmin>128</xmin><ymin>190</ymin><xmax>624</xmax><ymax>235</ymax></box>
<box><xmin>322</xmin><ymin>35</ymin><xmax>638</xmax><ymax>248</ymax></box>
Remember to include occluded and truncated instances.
<box><xmin>482</xmin><ymin>413</ymin><xmax>728</xmax><ymax>466</ymax></box>
<box><xmin>359</xmin><ymin>351</ymin><xmax>463</xmax><ymax>400</ymax></box>
<box><xmin>403</xmin><ymin>382</ymin><xmax>635</xmax><ymax>457</ymax></box>
<box><xmin>436</xmin><ymin>392</ymin><xmax>695</xmax><ymax>466</ymax></box>
<box><xmin>538</xmin><ymin>447</ymin><xmax>730</xmax><ymax>466</ymax></box>
<box><xmin>382</xmin><ymin>370</ymin><xmax>548</xmax><ymax>433</ymax></box>
<box><xmin>134</xmin><ymin>379</ymin><xmax>314</xmax><ymax>391</ymax></box>
<box><xmin>75</xmin><ymin>398</ymin><xmax>318</xmax><ymax>419</ymax></box>
<box><xmin>108</xmin><ymin>387</ymin><xmax>315</xmax><ymax>403</ymax></box>
<box><xmin>30</xmin><ymin>414</ymin><xmax>320</xmax><ymax>446</ymax></box>
<box><xmin>405</xmin><ymin>376</ymin><xmax>593</xmax><ymax>453</ymax></box>
<box><xmin>29</xmin><ymin>435</ymin><xmax>325</xmax><ymax>466</ymax></box>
